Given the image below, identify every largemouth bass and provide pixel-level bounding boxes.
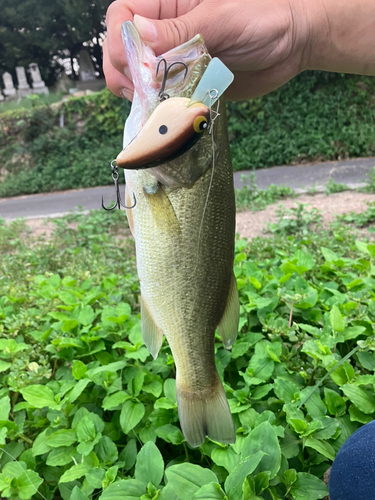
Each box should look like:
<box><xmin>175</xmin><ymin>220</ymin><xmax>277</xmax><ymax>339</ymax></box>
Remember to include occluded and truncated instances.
<box><xmin>119</xmin><ymin>22</ymin><xmax>239</xmax><ymax>448</ymax></box>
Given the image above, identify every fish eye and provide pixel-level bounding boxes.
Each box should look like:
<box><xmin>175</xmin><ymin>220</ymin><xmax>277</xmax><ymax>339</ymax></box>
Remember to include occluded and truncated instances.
<box><xmin>159</xmin><ymin>125</ymin><xmax>168</xmax><ymax>134</ymax></box>
<box><xmin>193</xmin><ymin>116</ymin><xmax>208</xmax><ymax>133</ymax></box>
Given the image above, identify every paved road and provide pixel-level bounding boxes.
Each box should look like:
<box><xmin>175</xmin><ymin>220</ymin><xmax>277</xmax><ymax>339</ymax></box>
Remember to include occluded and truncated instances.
<box><xmin>1</xmin><ymin>157</ymin><xmax>374</xmax><ymax>221</ymax></box>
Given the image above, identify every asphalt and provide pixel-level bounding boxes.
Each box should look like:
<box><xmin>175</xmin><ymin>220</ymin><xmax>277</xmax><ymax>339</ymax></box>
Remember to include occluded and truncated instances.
<box><xmin>1</xmin><ymin>157</ymin><xmax>374</xmax><ymax>221</ymax></box>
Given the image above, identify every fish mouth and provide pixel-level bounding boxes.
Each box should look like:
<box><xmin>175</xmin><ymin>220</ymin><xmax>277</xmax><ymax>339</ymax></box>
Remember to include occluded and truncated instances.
<box><xmin>121</xmin><ymin>21</ymin><xmax>210</xmax><ymax>150</ymax></box>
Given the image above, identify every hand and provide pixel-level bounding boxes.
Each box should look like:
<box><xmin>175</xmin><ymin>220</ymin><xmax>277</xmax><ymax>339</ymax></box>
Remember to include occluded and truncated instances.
<box><xmin>103</xmin><ymin>0</ymin><xmax>312</xmax><ymax>101</ymax></box>
<box><xmin>103</xmin><ymin>0</ymin><xmax>375</xmax><ymax>102</ymax></box>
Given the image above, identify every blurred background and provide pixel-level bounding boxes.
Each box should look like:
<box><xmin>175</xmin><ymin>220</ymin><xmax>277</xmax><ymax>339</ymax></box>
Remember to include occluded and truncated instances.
<box><xmin>0</xmin><ymin>0</ymin><xmax>375</xmax><ymax>198</ymax></box>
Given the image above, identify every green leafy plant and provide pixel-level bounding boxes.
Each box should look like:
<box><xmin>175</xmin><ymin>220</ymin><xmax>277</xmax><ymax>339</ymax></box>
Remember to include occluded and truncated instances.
<box><xmin>235</xmin><ymin>175</ymin><xmax>294</xmax><ymax>212</ymax></box>
<box><xmin>1</xmin><ymin>205</ymin><xmax>375</xmax><ymax>499</ymax></box>
<box><xmin>325</xmin><ymin>179</ymin><xmax>348</xmax><ymax>194</ymax></box>
<box><xmin>335</xmin><ymin>201</ymin><xmax>375</xmax><ymax>231</ymax></box>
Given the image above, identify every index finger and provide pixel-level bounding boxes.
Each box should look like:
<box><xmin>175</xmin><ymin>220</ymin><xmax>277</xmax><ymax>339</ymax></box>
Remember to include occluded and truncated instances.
<box><xmin>105</xmin><ymin>0</ymin><xmax>163</xmax><ymax>75</ymax></box>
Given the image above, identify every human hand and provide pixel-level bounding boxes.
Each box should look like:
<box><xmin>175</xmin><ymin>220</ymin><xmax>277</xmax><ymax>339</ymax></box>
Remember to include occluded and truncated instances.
<box><xmin>103</xmin><ymin>0</ymin><xmax>313</xmax><ymax>101</ymax></box>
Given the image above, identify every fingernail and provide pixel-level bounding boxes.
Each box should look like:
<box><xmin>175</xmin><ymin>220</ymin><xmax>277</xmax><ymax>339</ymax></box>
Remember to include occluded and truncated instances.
<box><xmin>121</xmin><ymin>88</ymin><xmax>133</xmax><ymax>101</ymax></box>
<box><xmin>133</xmin><ymin>14</ymin><xmax>157</xmax><ymax>42</ymax></box>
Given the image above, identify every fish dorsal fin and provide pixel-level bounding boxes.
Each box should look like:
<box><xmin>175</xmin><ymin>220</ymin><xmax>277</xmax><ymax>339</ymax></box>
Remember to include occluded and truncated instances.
<box><xmin>217</xmin><ymin>273</ymin><xmax>240</xmax><ymax>350</ymax></box>
<box><xmin>140</xmin><ymin>295</ymin><xmax>164</xmax><ymax>359</ymax></box>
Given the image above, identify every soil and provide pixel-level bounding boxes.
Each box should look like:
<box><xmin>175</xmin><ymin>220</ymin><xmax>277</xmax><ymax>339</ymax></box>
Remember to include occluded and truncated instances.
<box><xmin>19</xmin><ymin>190</ymin><xmax>375</xmax><ymax>240</ymax></box>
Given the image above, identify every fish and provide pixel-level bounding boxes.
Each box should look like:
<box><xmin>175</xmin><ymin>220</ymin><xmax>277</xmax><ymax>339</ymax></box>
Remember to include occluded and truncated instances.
<box><xmin>119</xmin><ymin>21</ymin><xmax>240</xmax><ymax>448</ymax></box>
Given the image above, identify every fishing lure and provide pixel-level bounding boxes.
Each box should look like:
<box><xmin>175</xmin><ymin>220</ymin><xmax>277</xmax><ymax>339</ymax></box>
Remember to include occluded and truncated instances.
<box><xmin>115</xmin><ymin>57</ymin><xmax>234</xmax><ymax>170</ymax></box>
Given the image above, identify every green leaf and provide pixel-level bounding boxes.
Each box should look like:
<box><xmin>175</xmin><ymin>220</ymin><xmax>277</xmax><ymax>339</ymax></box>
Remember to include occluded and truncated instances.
<box><xmin>99</xmin><ymin>479</ymin><xmax>146</xmax><ymax>499</ymax></box>
<box><xmin>95</xmin><ymin>436</ymin><xmax>118</xmax><ymax>464</ymax></box>
<box><xmin>65</xmin><ymin>379</ymin><xmax>91</xmax><ymax>404</ymax></box>
<box><xmin>330</xmin><ymin>305</ymin><xmax>344</xmax><ymax>332</ymax></box>
<box><xmin>120</xmin><ymin>400</ymin><xmax>145</xmax><ymax>434</ymax></box>
<box><xmin>245</xmin><ymin>355</ymin><xmax>274</xmax><ymax>385</ymax></box>
<box><xmin>224</xmin><ymin>451</ymin><xmax>265</xmax><ymax>500</ymax></box>
<box><xmin>274</xmin><ymin>379</ymin><xmax>299</xmax><ymax>404</ymax></box>
<box><xmin>164</xmin><ymin>379</ymin><xmax>177</xmax><ymax>403</ymax></box>
<box><xmin>158</xmin><ymin>484</ymin><xmax>180</xmax><ymax>500</ymax></box>
<box><xmin>0</xmin><ymin>396</ymin><xmax>10</xmax><ymax>421</ymax></box>
<box><xmin>102</xmin><ymin>391</ymin><xmax>131</xmax><ymax>411</ymax></box>
<box><xmin>71</xmin><ymin>360</ymin><xmax>87</xmax><ymax>380</ymax></box>
<box><xmin>20</xmin><ymin>385</ymin><xmax>60</xmax><ymax>410</ymax></box>
<box><xmin>0</xmin><ymin>361</ymin><xmax>11</xmax><ymax>373</ymax></box>
<box><xmin>135</xmin><ymin>441</ymin><xmax>164</xmax><ymax>486</ymax></box>
<box><xmin>46</xmin><ymin>446</ymin><xmax>75</xmax><ymax>466</ymax></box>
<box><xmin>71</xmin><ymin>486</ymin><xmax>90</xmax><ymax>500</ymax></box>
<box><xmin>119</xmin><ymin>439</ymin><xmax>138</xmax><ymax>471</ymax></box>
<box><xmin>320</xmin><ymin>247</ymin><xmax>339</xmax><ymax>262</ymax></box>
<box><xmin>357</xmin><ymin>351</ymin><xmax>375</xmax><ymax>371</ymax></box>
<box><xmin>211</xmin><ymin>447</ymin><xmax>240</xmax><ymax>473</ymax></box>
<box><xmin>76</xmin><ymin>416</ymin><xmax>97</xmax><ymax>442</ymax></box>
<box><xmin>341</xmin><ymin>384</ymin><xmax>375</xmax><ymax>414</ymax></box>
<box><xmin>305</xmin><ymin>437</ymin><xmax>336</xmax><ymax>461</ymax></box>
<box><xmin>241</xmin><ymin>421</ymin><xmax>281</xmax><ymax>479</ymax></box>
<box><xmin>17</xmin><ymin>470</ymin><xmax>43</xmax><ymax>499</ymax></box>
<box><xmin>290</xmin><ymin>472</ymin><xmax>328</xmax><ymax>500</ymax></box>
<box><xmin>32</xmin><ymin>428</ymin><xmax>52</xmax><ymax>456</ymax></box>
<box><xmin>154</xmin><ymin>424</ymin><xmax>185</xmax><ymax>445</ymax></box>
<box><xmin>86</xmin><ymin>361</ymin><xmax>127</xmax><ymax>378</ymax></box>
<box><xmin>85</xmin><ymin>468</ymin><xmax>106</xmax><ymax>488</ymax></box>
<box><xmin>59</xmin><ymin>463</ymin><xmax>92</xmax><ymax>483</ymax></box>
<box><xmin>62</xmin><ymin>319</ymin><xmax>79</xmax><ymax>332</ymax></box>
<box><xmin>165</xmin><ymin>463</ymin><xmax>218</xmax><ymax>500</ymax></box>
<box><xmin>192</xmin><ymin>482</ymin><xmax>225</xmax><ymax>499</ymax></box>
<box><xmin>78</xmin><ymin>305</ymin><xmax>95</xmax><ymax>325</ymax></box>
<box><xmin>46</xmin><ymin>429</ymin><xmax>76</xmax><ymax>448</ymax></box>
<box><xmin>349</xmin><ymin>404</ymin><xmax>373</xmax><ymax>424</ymax></box>
<box><xmin>324</xmin><ymin>388</ymin><xmax>346</xmax><ymax>416</ymax></box>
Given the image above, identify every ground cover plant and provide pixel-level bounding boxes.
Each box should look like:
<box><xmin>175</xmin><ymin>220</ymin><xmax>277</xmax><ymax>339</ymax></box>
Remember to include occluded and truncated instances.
<box><xmin>1</xmin><ymin>203</ymin><xmax>375</xmax><ymax>500</ymax></box>
<box><xmin>1</xmin><ymin>71</ymin><xmax>375</xmax><ymax>197</ymax></box>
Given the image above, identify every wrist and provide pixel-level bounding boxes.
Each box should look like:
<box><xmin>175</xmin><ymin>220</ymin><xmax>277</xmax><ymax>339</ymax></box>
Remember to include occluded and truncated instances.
<box><xmin>300</xmin><ymin>0</ymin><xmax>375</xmax><ymax>75</ymax></box>
<box><xmin>293</xmin><ymin>0</ymin><xmax>330</xmax><ymax>73</ymax></box>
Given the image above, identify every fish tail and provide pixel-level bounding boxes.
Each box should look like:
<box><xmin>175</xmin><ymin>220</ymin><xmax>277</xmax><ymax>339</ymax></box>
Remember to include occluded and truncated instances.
<box><xmin>176</xmin><ymin>375</ymin><xmax>235</xmax><ymax>448</ymax></box>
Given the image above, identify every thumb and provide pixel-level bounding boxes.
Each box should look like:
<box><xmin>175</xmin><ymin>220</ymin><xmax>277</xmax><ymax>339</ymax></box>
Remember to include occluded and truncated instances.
<box><xmin>133</xmin><ymin>8</ymin><xmax>211</xmax><ymax>56</ymax></box>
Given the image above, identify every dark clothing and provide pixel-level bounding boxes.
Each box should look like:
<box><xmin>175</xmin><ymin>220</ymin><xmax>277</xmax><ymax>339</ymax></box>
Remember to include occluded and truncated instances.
<box><xmin>329</xmin><ymin>419</ymin><xmax>375</xmax><ymax>499</ymax></box>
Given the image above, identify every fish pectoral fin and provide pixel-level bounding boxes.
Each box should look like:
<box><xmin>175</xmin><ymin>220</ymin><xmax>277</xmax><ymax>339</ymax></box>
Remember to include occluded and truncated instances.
<box><xmin>176</xmin><ymin>374</ymin><xmax>235</xmax><ymax>448</ymax></box>
<box><xmin>144</xmin><ymin>184</ymin><xmax>181</xmax><ymax>235</ymax></box>
<box><xmin>217</xmin><ymin>273</ymin><xmax>240</xmax><ymax>350</ymax></box>
<box><xmin>140</xmin><ymin>295</ymin><xmax>164</xmax><ymax>359</ymax></box>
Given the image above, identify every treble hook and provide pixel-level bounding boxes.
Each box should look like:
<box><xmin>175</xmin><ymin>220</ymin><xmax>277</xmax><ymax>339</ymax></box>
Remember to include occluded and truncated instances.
<box><xmin>156</xmin><ymin>58</ymin><xmax>189</xmax><ymax>102</ymax></box>
<box><xmin>102</xmin><ymin>161</ymin><xmax>137</xmax><ymax>211</ymax></box>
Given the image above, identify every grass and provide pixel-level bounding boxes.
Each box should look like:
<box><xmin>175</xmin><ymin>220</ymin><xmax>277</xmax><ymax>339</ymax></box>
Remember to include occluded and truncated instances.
<box><xmin>0</xmin><ymin>92</ymin><xmax>65</xmax><ymax>113</ymax></box>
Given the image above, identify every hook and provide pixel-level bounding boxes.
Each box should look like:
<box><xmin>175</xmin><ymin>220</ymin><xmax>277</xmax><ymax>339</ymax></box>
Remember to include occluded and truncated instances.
<box><xmin>156</xmin><ymin>58</ymin><xmax>188</xmax><ymax>102</ymax></box>
<box><xmin>102</xmin><ymin>161</ymin><xmax>137</xmax><ymax>211</ymax></box>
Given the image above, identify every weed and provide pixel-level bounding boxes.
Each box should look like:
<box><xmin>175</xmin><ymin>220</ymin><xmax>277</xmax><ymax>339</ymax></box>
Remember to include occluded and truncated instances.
<box><xmin>336</xmin><ymin>201</ymin><xmax>375</xmax><ymax>228</ymax></box>
<box><xmin>361</xmin><ymin>166</ymin><xmax>375</xmax><ymax>193</ymax></box>
<box><xmin>325</xmin><ymin>178</ymin><xmax>348</xmax><ymax>194</ymax></box>
<box><xmin>235</xmin><ymin>176</ymin><xmax>295</xmax><ymax>212</ymax></box>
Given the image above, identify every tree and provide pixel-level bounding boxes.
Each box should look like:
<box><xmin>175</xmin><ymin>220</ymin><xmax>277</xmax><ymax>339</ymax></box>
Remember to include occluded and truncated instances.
<box><xmin>0</xmin><ymin>0</ymin><xmax>113</xmax><ymax>86</ymax></box>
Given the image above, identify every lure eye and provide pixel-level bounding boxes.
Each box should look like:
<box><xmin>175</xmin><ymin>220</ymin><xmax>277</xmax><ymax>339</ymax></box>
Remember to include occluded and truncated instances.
<box><xmin>193</xmin><ymin>116</ymin><xmax>208</xmax><ymax>133</ymax></box>
<box><xmin>159</xmin><ymin>125</ymin><xmax>168</xmax><ymax>134</ymax></box>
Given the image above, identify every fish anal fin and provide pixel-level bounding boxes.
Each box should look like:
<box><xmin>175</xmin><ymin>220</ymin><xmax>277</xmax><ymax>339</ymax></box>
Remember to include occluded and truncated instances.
<box><xmin>218</xmin><ymin>273</ymin><xmax>240</xmax><ymax>350</ymax></box>
<box><xmin>176</xmin><ymin>375</ymin><xmax>235</xmax><ymax>448</ymax></box>
<box><xmin>140</xmin><ymin>295</ymin><xmax>164</xmax><ymax>359</ymax></box>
